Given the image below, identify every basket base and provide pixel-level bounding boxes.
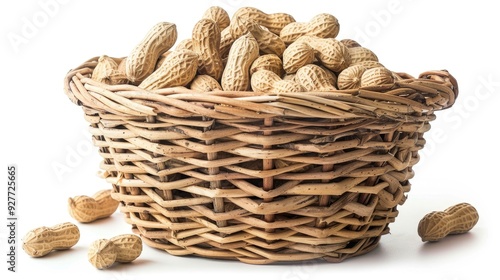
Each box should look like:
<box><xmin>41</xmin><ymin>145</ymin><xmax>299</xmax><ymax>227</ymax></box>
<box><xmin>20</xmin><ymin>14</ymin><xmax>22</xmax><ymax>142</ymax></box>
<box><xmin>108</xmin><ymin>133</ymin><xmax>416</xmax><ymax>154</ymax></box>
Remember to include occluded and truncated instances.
<box><xmin>129</xmin><ymin>224</ymin><xmax>386</xmax><ymax>264</ymax></box>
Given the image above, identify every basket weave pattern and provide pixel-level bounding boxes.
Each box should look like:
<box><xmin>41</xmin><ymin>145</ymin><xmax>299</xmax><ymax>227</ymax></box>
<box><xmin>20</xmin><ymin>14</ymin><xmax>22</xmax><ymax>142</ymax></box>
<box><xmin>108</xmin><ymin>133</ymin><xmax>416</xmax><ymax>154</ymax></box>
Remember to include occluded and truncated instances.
<box><xmin>64</xmin><ymin>58</ymin><xmax>458</xmax><ymax>264</ymax></box>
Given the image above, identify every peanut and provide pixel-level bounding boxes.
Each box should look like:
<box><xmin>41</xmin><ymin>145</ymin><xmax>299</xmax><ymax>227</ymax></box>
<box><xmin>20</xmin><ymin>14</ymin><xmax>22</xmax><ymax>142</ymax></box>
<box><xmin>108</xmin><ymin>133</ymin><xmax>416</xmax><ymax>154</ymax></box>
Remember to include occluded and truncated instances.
<box><xmin>173</xmin><ymin>39</ymin><xmax>199</xmax><ymax>68</ymax></box>
<box><xmin>318</xmin><ymin>65</ymin><xmax>338</xmax><ymax>86</ymax></box>
<box><xmin>337</xmin><ymin>64</ymin><xmax>367</xmax><ymax>90</ymax></box>
<box><xmin>175</xmin><ymin>38</ymin><xmax>193</xmax><ymax>51</ymax></box>
<box><xmin>251</xmin><ymin>69</ymin><xmax>304</xmax><ymax>93</ymax></box>
<box><xmin>111</xmin><ymin>60</ymin><xmax>128</xmax><ymax>84</ymax></box>
<box><xmin>301</xmin><ymin>36</ymin><xmax>351</xmax><ymax>73</ymax></box>
<box><xmin>352</xmin><ymin>60</ymin><xmax>385</xmax><ymax>69</ymax></box>
<box><xmin>280</xmin><ymin>13</ymin><xmax>340</xmax><ymax>44</ymax></box>
<box><xmin>418</xmin><ymin>203</ymin><xmax>479</xmax><ymax>242</ymax></box>
<box><xmin>68</xmin><ymin>189</ymin><xmax>119</xmax><ymax>223</ymax></box>
<box><xmin>189</xmin><ymin>74</ymin><xmax>223</xmax><ymax>92</ymax></box>
<box><xmin>284</xmin><ymin>36</ymin><xmax>351</xmax><ymax>73</ymax></box>
<box><xmin>283</xmin><ymin>73</ymin><xmax>296</xmax><ymax>81</ymax></box>
<box><xmin>232</xmin><ymin>7</ymin><xmax>295</xmax><ymax>35</ymax></box>
<box><xmin>115</xmin><ymin>57</ymin><xmax>129</xmax><ymax>84</ymax></box>
<box><xmin>221</xmin><ymin>9</ymin><xmax>289</xmax><ymax>59</ymax></box>
<box><xmin>88</xmin><ymin>234</ymin><xmax>143</xmax><ymax>269</ymax></box>
<box><xmin>221</xmin><ymin>33</ymin><xmax>259</xmax><ymax>91</ymax></box>
<box><xmin>340</xmin><ymin>38</ymin><xmax>362</xmax><ymax>48</ymax></box>
<box><xmin>91</xmin><ymin>55</ymin><xmax>127</xmax><ymax>85</ymax></box>
<box><xmin>230</xmin><ymin>16</ymin><xmax>285</xmax><ymax>56</ymax></box>
<box><xmin>88</xmin><ymin>239</ymin><xmax>116</xmax><ymax>269</ymax></box>
<box><xmin>192</xmin><ymin>18</ymin><xmax>223</xmax><ymax>80</ymax></box>
<box><xmin>117</xmin><ymin>57</ymin><xmax>126</xmax><ymax>73</ymax></box>
<box><xmin>348</xmin><ymin>46</ymin><xmax>379</xmax><ymax>65</ymax></box>
<box><xmin>295</xmin><ymin>64</ymin><xmax>337</xmax><ymax>91</ymax></box>
<box><xmin>282</xmin><ymin>41</ymin><xmax>316</xmax><ymax>74</ymax></box>
<box><xmin>139</xmin><ymin>49</ymin><xmax>199</xmax><ymax>90</ymax></box>
<box><xmin>250</xmin><ymin>54</ymin><xmax>284</xmax><ymax>77</ymax></box>
<box><xmin>110</xmin><ymin>234</ymin><xmax>143</xmax><ymax>263</ymax></box>
<box><xmin>202</xmin><ymin>6</ymin><xmax>230</xmax><ymax>30</ymax></box>
<box><xmin>360</xmin><ymin>66</ymin><xmax>395</xmax><ymax>87</ymax></box>
<box><xmin>155</xmin><ymin>50</ymin><xmax>172</xmax><ymax>70</ymax></box>
<box><xmin>22</xmin><ymin>222</ymin><xmax>80</xmax><ymax>257</ymax></box>
<box><xmin>91</xmin><ymin>55</ymin><xmax>117</xmax><ymax>84</ymax></box>
<box><xmin>125</xmin><ymin>22</ymin><xmax>177</xmax><ymax>83</ymax></box>
<box><xmin>219</xmin><ymin>27</ymin><xmax>233</xmax><ymax>60</ymax></box>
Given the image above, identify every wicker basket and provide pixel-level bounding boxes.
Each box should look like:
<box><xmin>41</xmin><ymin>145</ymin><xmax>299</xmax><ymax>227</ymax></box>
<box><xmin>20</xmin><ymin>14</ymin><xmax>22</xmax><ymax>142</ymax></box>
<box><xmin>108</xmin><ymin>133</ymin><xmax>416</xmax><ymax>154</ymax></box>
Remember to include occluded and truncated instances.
<box><xmin>63</xmin><ymin>57</ymin><xmax>458</xmax><ymax>264</ymax></box>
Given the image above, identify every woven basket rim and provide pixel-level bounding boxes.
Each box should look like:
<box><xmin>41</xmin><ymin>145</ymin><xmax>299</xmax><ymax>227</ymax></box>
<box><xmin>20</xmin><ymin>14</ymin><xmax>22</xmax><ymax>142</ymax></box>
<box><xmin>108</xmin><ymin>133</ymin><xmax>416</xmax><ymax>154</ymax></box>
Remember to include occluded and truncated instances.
<box><xmin>64</xmin><ymin>56</ymin><xmax>458</xmax><ymax>121</ymax></box>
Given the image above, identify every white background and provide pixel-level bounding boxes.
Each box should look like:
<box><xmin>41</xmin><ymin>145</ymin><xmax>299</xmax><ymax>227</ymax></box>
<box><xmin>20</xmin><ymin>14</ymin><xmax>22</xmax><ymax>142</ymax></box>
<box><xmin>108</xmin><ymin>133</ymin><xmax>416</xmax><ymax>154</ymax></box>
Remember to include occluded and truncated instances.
<box><xmin>1</xmin><ymin>0</ymin><xmax>499</xmax><ymax>279</ymax></box>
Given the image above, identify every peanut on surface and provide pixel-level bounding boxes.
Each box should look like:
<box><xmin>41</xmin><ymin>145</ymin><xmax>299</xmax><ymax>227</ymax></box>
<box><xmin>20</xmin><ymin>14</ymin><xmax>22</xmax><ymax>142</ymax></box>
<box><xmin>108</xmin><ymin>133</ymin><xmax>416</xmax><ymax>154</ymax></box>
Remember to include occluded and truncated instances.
<box><xmin>22</xmin><ymin>222</ymin><xmax>80</xmax><ymax>257</ymax></box>
<box><xmin>88</xmin><ymin>234</ymin><xmax>143</xmax><ymax>269</ymax></box>
<box><xmin>418</xmin><ymin>203</ymin><xmax>479</xmax><ymax>242</ymax></box>
<box><xmin>68</xmin><ymin>189</ymin><xmax>119</xmax><ymax>223</ymax></box>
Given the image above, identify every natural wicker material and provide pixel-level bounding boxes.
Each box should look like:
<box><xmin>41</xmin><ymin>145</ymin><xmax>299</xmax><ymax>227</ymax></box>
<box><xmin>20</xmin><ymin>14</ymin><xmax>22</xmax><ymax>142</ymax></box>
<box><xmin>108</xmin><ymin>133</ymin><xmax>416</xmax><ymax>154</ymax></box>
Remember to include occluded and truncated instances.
<box><xmin>63</xmin><ymin>57</ymin><xmax>458</xmax><ymax>264</ymax></box>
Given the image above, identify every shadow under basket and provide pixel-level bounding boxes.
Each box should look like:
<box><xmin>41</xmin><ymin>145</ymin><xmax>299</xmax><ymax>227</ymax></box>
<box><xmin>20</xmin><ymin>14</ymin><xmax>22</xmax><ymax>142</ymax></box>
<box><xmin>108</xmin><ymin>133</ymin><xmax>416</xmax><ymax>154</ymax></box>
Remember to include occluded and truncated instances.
<box><xmin>63</xmin><ymin>57</ymin><xmax>458</xmax><ymax>264</ymax></box>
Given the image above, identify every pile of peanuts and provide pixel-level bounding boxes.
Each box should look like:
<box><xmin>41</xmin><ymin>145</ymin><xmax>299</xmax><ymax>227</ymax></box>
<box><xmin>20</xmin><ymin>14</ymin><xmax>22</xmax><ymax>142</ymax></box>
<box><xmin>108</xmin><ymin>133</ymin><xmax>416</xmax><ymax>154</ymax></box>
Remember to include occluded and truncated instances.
<box><xmin>91</xmin><ymin>6</ymin><xmax>400</xmax><ymax>93</ymax></box>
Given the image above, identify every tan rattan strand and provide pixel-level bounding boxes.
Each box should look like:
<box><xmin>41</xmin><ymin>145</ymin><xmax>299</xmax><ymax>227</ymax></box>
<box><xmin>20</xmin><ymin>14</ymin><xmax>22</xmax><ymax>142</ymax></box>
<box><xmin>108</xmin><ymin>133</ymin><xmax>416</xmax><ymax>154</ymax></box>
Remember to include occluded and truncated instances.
<box><xmin>63</xmin><ymin>57</ymin><xmax>458</xmax><ymax>264</ymax></box>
